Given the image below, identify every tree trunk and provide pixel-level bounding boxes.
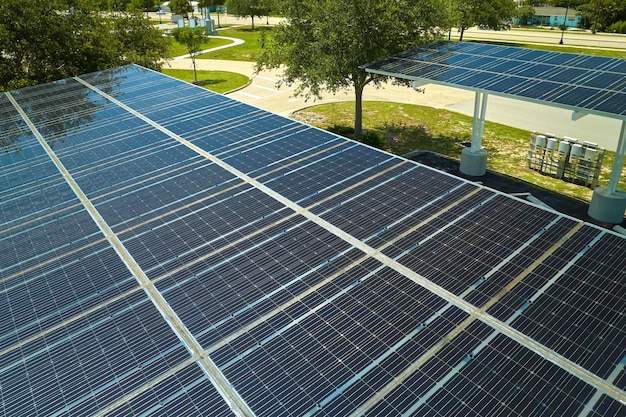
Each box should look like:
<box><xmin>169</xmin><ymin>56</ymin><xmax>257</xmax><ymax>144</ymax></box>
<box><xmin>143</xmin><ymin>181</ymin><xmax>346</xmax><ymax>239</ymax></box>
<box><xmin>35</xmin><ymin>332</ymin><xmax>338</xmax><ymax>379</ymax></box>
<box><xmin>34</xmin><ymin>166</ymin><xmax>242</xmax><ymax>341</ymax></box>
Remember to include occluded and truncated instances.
<box><xmin>251</xmin><ymin>15</ymin><xmax>255</xmax><ymax>30</ymax></box>
<box><xmin>192</xmin><ymin>57</ymin><xmax>198</xmax><ymax>83</ymax></box>
<box><xmin>354</xmin><ymin>84</ymin><xmax>363</xmax><ymax>139</ymax></box>
<box><xmin>459</xmin><ymin>26</ymin><xmax>465</xmax><ymax>41</ymax></box>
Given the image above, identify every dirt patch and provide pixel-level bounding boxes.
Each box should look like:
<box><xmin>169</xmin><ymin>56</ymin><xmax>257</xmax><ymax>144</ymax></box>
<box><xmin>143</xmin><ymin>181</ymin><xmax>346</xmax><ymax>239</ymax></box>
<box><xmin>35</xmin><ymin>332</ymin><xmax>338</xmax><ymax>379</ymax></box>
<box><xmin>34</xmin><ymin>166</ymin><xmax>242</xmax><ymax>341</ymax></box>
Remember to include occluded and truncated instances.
<box><xmin>291</xmin><ymin>111</ymin><xmax>327</xmax><ymax>125</ymax></box>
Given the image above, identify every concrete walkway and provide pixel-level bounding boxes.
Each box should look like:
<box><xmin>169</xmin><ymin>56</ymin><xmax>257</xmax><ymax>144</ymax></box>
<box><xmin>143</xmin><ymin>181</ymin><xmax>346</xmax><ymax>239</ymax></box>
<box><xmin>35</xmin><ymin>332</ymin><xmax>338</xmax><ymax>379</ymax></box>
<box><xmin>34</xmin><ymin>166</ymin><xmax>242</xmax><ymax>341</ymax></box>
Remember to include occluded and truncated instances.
<box><xmin>166</xmin><ymin>19</ymin><xmax>626</xmax><ymax>151</ymax></box>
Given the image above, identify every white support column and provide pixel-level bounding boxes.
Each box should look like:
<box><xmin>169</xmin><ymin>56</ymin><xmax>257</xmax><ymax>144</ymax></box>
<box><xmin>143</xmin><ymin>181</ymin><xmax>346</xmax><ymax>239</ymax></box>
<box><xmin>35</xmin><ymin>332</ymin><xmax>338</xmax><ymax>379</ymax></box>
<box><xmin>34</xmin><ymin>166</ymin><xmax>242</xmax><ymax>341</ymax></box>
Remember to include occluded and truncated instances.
<box><xmin>461</xmin><ymin>91</ymin><xmax>489</xmax><ymax>176</ymax></box>
<box><xmin>477</xmin><ymin>92</ymin><xmax>488</xmax><ymax>146</ymax></box>
<box><xmin>608</xmin><ymin>120</ymin><xmax>626</xmax><ymax>194</ymax></box>
<box><xmin>588</xmin><ymin>120</ymin><xmax>626</xmax><ymax>224</ymax></box>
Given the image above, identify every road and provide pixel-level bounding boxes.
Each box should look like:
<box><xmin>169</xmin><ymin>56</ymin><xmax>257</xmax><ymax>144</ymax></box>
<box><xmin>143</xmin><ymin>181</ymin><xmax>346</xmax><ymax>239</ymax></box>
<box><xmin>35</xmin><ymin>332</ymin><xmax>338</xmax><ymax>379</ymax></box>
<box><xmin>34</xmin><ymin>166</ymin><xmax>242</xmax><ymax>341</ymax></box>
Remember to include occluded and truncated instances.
<box><xmin>167</xmin><ymin>19</ymin><xmax>626</xmax><ymax>151</ymax></box>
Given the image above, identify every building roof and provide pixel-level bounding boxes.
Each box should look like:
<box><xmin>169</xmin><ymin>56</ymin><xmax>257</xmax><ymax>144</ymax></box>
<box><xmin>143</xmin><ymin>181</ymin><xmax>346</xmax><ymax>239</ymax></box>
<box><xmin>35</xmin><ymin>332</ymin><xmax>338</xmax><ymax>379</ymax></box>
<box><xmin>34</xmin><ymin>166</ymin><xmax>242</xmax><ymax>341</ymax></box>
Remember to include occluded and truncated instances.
<box><xmin>1</xmin><ymin>65</ymin><xmax>625</xmax><ymax>416</ymax></box>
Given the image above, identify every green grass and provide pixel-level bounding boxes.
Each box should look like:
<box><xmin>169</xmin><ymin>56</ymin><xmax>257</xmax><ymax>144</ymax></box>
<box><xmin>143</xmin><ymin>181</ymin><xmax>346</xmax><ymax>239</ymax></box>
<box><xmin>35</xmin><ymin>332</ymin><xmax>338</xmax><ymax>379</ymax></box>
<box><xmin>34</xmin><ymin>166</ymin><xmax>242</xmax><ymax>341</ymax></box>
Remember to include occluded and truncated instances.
<box><xmin>161</xmin><ymin>68</ymin><xmax>249</xmax><ymax>94</ymax></box>
<box><xmin>167</xmin><ymin>37</ymin><xmax>233</xmax><ymax>58</ymax></box>
<box><xmin>293</xmin><ymin>101</ymin><xmax>626</xmax><ymax>202</ymax></box>
<box><xmin>196</xmin><ymin>26</ymin><xmax>274</xmax><ymax>61</ymax></box>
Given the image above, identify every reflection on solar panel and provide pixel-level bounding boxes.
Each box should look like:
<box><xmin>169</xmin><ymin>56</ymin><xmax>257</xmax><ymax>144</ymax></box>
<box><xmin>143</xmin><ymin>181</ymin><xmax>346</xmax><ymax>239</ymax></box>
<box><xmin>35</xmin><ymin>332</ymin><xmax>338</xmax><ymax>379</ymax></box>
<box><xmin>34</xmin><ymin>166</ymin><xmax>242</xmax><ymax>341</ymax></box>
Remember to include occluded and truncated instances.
<box><xmin>1</xmin><ymin>65</ymin><xmax>625</xmax><ymax>416</ymax></box>
<box><xmin>361</xmin><ymin>41</ymin><xmax>626</xmax><ymax>119</ymax></box>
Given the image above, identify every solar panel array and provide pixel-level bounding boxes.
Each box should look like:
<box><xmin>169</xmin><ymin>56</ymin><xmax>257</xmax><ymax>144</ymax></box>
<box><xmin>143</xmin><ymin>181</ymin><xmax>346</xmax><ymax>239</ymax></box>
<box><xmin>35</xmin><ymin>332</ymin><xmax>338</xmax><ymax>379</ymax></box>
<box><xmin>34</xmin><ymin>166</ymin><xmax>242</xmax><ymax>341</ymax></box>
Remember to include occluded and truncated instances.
<box><xmin>361</xmin><ymin>41</ymin><xmax>626</xmax><ymax>120</ymax></box>
<box><xmin>1</xmin><ymin>65</ymin><xmax>625</xmax><ymax>416</ymax></box>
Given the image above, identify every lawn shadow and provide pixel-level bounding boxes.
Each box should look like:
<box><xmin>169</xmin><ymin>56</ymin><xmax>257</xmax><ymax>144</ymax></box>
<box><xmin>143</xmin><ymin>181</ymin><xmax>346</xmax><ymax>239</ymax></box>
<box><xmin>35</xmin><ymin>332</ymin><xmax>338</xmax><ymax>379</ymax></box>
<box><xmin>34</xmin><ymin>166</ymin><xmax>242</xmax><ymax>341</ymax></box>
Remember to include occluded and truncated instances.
<box><xmin>381</xmin><ymin>121</ymin><xmax>469</xmax><ymax>158</ymax></box>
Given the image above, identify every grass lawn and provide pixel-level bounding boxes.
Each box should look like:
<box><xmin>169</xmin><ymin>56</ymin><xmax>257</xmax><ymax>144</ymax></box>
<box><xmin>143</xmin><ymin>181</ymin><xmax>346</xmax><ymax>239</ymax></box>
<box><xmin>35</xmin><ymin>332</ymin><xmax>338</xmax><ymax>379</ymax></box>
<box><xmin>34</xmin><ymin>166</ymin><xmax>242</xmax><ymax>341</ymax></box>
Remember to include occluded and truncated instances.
<box><xmin>293</xmin><ymin>101</ymin><xmax>626</xmax><ymax>202</ymax></box>
<box><xmin>167</xmin><ymin>37</ymin><xmax>234</xmax><ymax>58</ymax></box>
<box><xmin>161</xmin><ymin>68</ymin><xmax>249</xmax><ymax>94</ymax></box>
<box><xmin>196</xmin><ymin>26</ymin><xmax>273</xmax><ymax>61</ymax></box>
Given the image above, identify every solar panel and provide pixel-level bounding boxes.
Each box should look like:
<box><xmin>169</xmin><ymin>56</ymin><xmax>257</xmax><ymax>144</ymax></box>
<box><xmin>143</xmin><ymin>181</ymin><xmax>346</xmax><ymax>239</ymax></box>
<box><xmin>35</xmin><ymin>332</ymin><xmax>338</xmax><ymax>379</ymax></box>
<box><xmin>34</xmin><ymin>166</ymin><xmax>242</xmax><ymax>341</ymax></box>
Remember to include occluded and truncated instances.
<box><xmin>361</xmin><ymin>41</ymin><xmax>626</xmax><ymax>120</ymax></box>
<box><xmin>1</xmin><ymin>65</ymin><xmax>625</xmax><ymax>416</ymax></box>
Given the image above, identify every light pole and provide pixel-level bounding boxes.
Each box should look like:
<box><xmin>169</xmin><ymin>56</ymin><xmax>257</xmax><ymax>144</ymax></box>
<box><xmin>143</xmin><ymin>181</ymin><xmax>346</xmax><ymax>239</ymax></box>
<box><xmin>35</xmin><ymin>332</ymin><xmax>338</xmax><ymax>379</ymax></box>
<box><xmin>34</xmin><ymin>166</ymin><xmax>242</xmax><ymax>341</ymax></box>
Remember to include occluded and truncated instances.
<box><xmin>593</xmin><ymin>0</ymin><xmax>600</xmax><ymax>34</ymax></box>
<box><xmin>559</xmin><ymin>3</ymin><xmax>569</xmax><ymax>45</ymax></box>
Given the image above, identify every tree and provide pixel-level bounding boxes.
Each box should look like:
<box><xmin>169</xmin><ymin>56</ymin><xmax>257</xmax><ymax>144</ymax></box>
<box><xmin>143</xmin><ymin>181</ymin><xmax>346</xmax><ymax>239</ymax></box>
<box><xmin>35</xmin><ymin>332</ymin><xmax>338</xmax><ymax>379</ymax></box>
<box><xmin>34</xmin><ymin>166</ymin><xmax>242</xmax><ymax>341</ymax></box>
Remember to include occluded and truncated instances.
<box><xmin>213</xmin><ymin>0</ymin><xmax>227</xmax><ymax>27</ymax></box>
<box><xmin>170</xmin><ymin>27</ymin><xmax>210</xmax><ymax>83</ymax></box>
<box><xmin>0</xmin><ymin>0</ymin><xmax>169</xmax><ymax>91</ymax></box>
<box><xmin>169</xmin><ymin>0</ymin><xmax>193</xmax><ymax>16</ymax></box>
<box><xmin>256</xmin><ymin>0</ymin><xmax>451</xmax><ymax>138</ymax></box>
<box><xmin>516</xmin><ymin>4</ymin><xmax>536</xmax><ymax>25</ymax></box>
<box><xmin>578</xmin><ymin>0</ymin><xmax>626</xmax><ymax>32</ymax></box>
<box><xmin>455</xmin><ymin>0</ymin><xmax>516</xmax><ymax>40</ymax></box>
<box><xmin>226</xmin><ymin>0</ymin><xmax>270</xmax><ymax>30</ymax></box>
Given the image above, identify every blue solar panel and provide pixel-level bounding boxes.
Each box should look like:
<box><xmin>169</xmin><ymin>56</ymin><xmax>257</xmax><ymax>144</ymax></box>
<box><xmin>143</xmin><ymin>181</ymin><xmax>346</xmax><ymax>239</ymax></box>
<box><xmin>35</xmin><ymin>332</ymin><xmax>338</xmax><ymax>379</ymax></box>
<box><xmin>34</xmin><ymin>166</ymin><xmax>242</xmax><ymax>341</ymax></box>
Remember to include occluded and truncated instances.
<box><xmin>362</xmin><ymin>41</ymin><xmax>626</xmax><ymax>120</ymax></box>
<box><xmin>1</xmin><ymin>65</ymin><xmax>624</xmax><ymax>416</ymax></box>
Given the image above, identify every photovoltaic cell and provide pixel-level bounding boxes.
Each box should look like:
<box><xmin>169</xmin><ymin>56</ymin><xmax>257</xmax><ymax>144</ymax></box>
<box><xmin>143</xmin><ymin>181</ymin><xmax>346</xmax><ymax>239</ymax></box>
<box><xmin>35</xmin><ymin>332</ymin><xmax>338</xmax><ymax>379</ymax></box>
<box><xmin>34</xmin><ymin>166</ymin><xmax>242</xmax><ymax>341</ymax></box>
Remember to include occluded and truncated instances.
<box><xmin>1</xmin><ymin>65</ymin><xmax>624</xmax><ymax>416</ymax></box>
<box><xmin>107</xmin><ymin>363</ymin><xmax>236</xmax><ymax>417</ymax></box>
<box><xmin>361</xmin><ymin>41</ymin><xmax>626</xmax><ymax>120</ymax></box>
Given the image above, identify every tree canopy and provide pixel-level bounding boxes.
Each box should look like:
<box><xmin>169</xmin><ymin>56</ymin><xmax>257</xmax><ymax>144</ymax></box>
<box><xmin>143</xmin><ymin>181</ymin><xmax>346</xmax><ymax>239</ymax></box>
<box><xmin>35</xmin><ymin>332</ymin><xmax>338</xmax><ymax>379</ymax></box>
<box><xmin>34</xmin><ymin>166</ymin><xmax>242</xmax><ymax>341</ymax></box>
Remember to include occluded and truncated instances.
<box><xmin>255</xmin><ymin>0</ymin><xmax>451</xmax><ymax>138</ymax></box>
<box><xmin>0</xmin><ymin>0</ymin><xmax>169</xmax><ymax>91</ymax></box>
<box><xmin>169</xmin><ymin>0</ymin><xmax>193</xmax><ymax>15</ymax></box>
<box><xmin>170</xmin><ymin>27</ymin><xmax>210</xmax><ymax>83</ymax></box>
<box><xmin>226</xmin><ymin>0</ymin><xmax>271</xmax><ymax>29</ymax></box>
<box><xmin>454</xmin><ymin>0</ymin><xmax>516</xmax><ymax>40</ymax></box>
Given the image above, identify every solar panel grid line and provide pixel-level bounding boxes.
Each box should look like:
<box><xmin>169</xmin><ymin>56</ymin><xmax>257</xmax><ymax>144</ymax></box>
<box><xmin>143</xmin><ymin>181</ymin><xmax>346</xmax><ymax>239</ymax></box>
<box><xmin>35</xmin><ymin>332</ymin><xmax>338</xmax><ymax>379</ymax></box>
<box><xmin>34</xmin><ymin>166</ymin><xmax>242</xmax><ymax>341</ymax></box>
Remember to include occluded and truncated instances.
<box><xmin>211</xmin><ymin>121</ymin><xmax>307</xmax><ymax>157</ymax></box>
<box><xmin>577</xmin><ymin>358</ymin><xmax>626</xmax><ymax>417</ymax></box>
<box><xmin>0</xmin><ymin>157</ymin><xmax>61</xmax><ymax>188</ymax></box>
<box><xmin>398</xmin><ymin>324</ymin><xmax>508</xmax><ymax>417</ymax></box>
<box><xmin>91</xmin><ymin>357</ymin><xmax>198</xmax><ymax>417</ymax></box>
<box><xmin>6</xmin><ymin>89</ymin><xmax>256</xmax><ymax>417</ymax></box>
<box><xmin>97</xmin><ymin>168</ymin><xmax>243</xmax><ymax>233</ymax></box>
<box><xmin>198</xmin><ymin>247</ymin><xmax>368</xmax><ymax>353</ymax></box>
<box><xmin>91</xmin><ymin>158</ymin><xmax>212</xmax><ymax>204</ymax></box>
<box><xmin>0</xmin><ymin>211</ymin><xmax>102</xmax><ymax>276</ymax></box>
<box><xmin>272</xmin><ymin>150</ymin><xmax>404</xmax><ymax>208</ymax></box>
<box><xmin>172</xmin><ymin>108</ymin><xmax>271</xmax><ymax>139</ymax></box>
<box><xmin>134</xmin><ymin>197</ymin><xmax>295</xmax><ymax>280</ymax></box>
<box><xmin>203</xmin><ymin>251</ymin><xmax>373</xmax><ymax>355</ymax></box>
<box><xmin>88</xmin><ymin>158</ymin><xmax>220</xmax><ymax>221</ymax></box>
<box><xmin>206</xmin><ymin>188</ymin><xmax>532</xmax><ymax>412</ymax></box>
<box><xmin>0</xmin><ymin>273</ymin><xmax>140</xmax><ymax>359</ymax></box>
<box><xmin>319</xmin><ymin>182</ymin><xmax>474</xmax><ymax>249</ymax></box>
<box><xmin>301</xmin><ymin>291</ymin><xmax>470</xmax><ymax>417</ymax></box>
<box><xmin>235</xmin><ymin>132</ymin><xmax>348</xmax><ymax>174</ymax></box>
<box><xmin>256</xmin><ymin>142</ymin><xmax>367</xmax><ymax>190</ymax></box>
<box><xmin>0</xmin><ymin>192</ymin><xmax>81</xmax><ymax>234</ymax></box>
<box><xmin>506</xmin><ymin>230</ymin><xmax>606</xmax><ymax>324</ymax></box>
<box><xmin>155</xmin><ymin>98</ymin><xmax>252</xmax><ymax>127</ymax></box>
<box><xmin>52</xmin><ymin>119</ymin><xmax>158</xmax><ymax>157</ymax></box>
<box><xmin>293</xmin><ymin>159</ymin><xmax>405</xmax><ymax>207</ymax></box>
<box><xmin>207</xmin><ymin>265</ymin><xmax>385</xmax><ymax>371</ymax></box>
<box><xmin>351</xmin><ymin>223</ymin><xmax>585</xmax><ymax>416</ymax></box>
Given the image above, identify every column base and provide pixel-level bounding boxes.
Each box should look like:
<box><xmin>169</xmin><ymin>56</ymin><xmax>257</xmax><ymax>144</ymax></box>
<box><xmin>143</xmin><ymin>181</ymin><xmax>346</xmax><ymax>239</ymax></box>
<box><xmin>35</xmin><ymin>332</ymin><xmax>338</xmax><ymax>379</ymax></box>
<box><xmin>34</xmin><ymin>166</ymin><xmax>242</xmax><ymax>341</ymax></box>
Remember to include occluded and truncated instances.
<box><xmin>588</xmin><ymin>186</ymin><xmax>626</xmax><ymax>224</ymax></box>
<box><xmin>460</xmin><ymin>147</ymin><xmax>488</xmax><ymax>177</ymax></box>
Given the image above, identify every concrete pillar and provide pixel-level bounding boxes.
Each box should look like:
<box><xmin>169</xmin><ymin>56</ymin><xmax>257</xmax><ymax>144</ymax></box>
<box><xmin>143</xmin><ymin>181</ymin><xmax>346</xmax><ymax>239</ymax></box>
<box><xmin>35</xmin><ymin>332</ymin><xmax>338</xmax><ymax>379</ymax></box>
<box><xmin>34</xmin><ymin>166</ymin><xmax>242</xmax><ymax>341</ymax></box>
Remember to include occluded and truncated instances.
<box><xmin>460</xmin><ymin>147</ymin><xmax>489</xmax><ymax>176</ymax></box>
<box><xmin>588</xmin><ymin>187</ymin><xmax>626</xmax><ymax>224</ymax></box>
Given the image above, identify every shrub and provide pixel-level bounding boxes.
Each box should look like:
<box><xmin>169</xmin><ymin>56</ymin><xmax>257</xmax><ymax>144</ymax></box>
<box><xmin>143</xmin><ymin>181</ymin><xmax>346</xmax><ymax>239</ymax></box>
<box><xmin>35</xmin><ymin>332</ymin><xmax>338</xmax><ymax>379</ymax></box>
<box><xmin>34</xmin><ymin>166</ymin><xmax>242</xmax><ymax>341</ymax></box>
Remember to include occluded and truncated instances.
<box><xmin>327</xmin><ymin>124</ymin><xmax>354</xmax><ymax>136</ymax></box>
<box><xmin>607</xmin><ymin>20</ymin><xmax>626</xmax><ymax>34</ymax></box>
<box><xmin>360</xmin><ymin>131</ymin><xmax>386</xmax><ymax>149</ymax></box>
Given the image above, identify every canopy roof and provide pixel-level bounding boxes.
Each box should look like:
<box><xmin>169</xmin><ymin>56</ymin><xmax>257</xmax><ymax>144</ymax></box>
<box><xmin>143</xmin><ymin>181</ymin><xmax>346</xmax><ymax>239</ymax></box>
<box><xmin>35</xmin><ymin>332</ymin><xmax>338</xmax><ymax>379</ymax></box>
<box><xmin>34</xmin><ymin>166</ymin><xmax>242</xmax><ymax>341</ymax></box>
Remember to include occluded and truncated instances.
<box><xmin>361</xmin><ymin>41</ymin><xmax>626</xmax><ymax>122</ymax></box>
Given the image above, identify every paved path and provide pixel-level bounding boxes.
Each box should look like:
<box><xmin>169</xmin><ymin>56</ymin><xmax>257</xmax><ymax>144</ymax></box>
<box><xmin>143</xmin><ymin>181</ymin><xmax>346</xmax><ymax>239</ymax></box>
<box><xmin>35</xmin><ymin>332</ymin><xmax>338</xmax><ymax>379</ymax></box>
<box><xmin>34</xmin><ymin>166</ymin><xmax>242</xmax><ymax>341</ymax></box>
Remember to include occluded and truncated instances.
<box><xmin>166</xmin><ymin>20</ymin><xmax>626</xmax><ymax>151</ymax></box>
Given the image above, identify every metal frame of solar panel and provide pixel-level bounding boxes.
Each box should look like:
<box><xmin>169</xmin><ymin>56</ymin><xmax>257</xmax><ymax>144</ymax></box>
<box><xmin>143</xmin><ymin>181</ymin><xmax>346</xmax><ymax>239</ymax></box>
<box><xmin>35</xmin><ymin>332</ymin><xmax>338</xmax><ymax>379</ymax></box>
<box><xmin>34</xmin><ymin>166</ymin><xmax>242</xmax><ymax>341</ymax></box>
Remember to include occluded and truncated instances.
<box><xmin>360</xmin><ymin>41</ymin><xmax>626</xmax><ymax>120</ymax></box>
<box><xmin>1</xmin><ymin>64</ymin><xmax>625</xmax><ymax>417</ymax></box>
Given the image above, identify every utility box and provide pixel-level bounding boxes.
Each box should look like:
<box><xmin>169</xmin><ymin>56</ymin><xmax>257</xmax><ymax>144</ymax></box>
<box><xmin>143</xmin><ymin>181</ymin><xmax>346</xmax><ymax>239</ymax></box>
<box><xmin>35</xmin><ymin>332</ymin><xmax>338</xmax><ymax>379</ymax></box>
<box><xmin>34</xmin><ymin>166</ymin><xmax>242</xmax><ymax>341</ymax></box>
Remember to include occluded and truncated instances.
<box><xmin>527</xmin><ymin>133</ymin><xmax>603</xmax><ymax>188</ymax></box>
